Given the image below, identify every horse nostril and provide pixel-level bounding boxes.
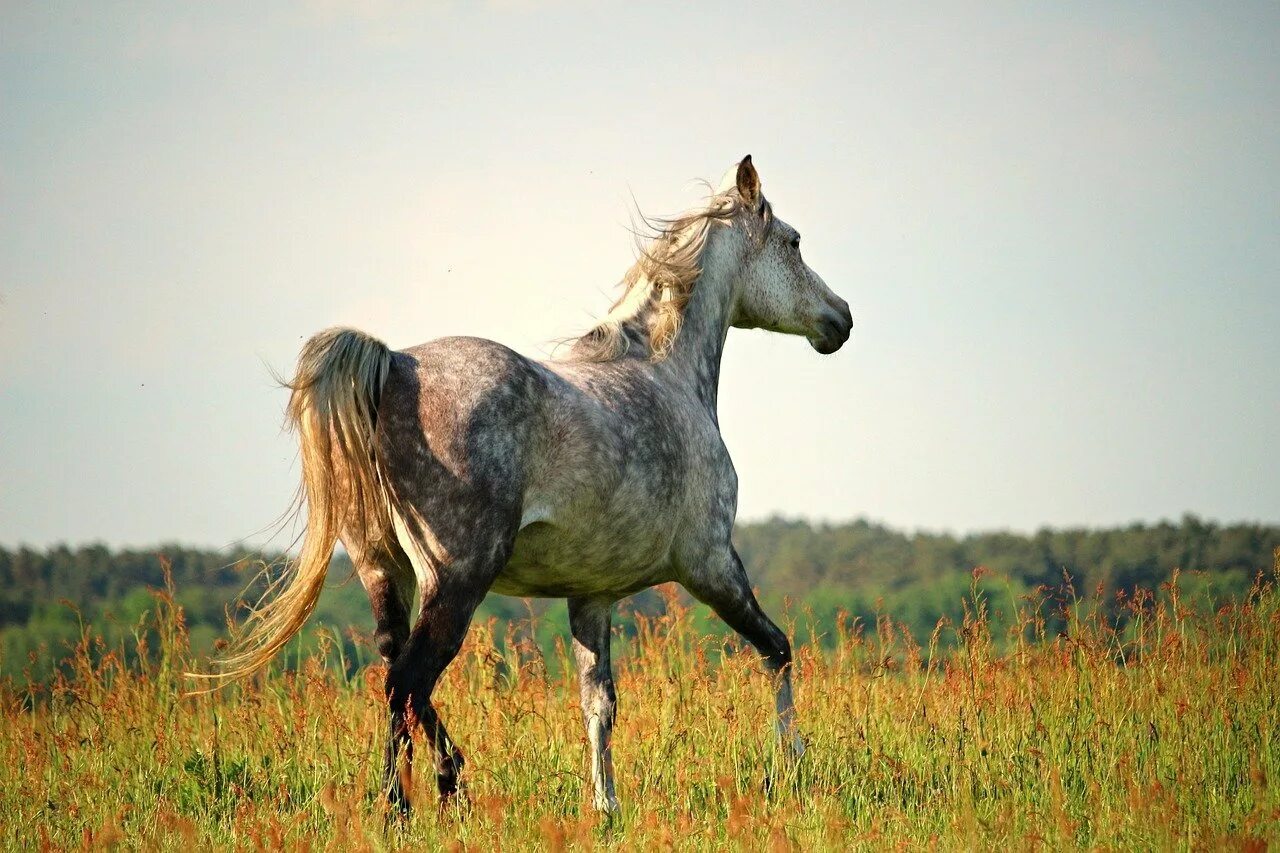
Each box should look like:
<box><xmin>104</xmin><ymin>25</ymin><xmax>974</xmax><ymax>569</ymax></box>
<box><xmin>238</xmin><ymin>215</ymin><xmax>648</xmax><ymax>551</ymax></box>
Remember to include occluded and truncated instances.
<box><xmin>810</xmin><ymin>303</ymin><xmax>852</xmax><ymax>353</ymax></box>
<box><xmin>834</xmin><ymin>299</ymin><xmax>852</xmax><ymax>328</ymax></box>
<box><xmin>824</xmin><ymin>296</ymin><xmax>853</xmax><ymax>331</ymax></box>
<box><xmin>819</xmin><ymin>313</ymin><xmax>848</xmax><ymax>344</ymax></box>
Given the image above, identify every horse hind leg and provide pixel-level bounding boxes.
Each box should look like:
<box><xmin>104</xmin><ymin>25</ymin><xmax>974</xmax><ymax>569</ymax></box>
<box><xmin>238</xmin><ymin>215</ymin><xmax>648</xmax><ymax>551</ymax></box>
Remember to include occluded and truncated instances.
<box><xmin>347</xmin><ymin>535</ymin><xmax>416</xmax><ymax>811</ymax></box>
<box><xmin>384</xmin><ymin>507</ymin><xmax>514</xmax><ymax>807</ymax></box>
<box><xmin>350</xmin><ymin>535</ymin><xmax>415</xmax><ymax>663</ymax></box>
<box><xmin>385</xmin><ymin>568</ymin><xmax>496</xmax><ymax>805</ymax></box>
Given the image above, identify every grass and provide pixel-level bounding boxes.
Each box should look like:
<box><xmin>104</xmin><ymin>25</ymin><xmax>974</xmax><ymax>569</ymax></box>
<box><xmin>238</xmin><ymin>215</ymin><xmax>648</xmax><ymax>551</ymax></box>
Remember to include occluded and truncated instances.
<box><xmin>3</xmin><ymin>567</ymin><xmax>1278</xmax><ymax>850</ymax></box>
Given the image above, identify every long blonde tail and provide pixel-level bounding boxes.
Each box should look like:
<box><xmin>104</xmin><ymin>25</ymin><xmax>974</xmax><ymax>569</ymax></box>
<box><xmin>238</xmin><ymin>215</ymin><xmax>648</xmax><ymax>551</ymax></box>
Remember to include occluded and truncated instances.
<box><xmin>209</xmin><ymin>327</ymin><xmax>393</xmax><ymax>683</ymax></box>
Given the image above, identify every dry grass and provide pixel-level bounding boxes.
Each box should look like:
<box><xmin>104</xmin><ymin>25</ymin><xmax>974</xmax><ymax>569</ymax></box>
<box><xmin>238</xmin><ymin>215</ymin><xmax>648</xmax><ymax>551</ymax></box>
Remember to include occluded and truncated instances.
<box><xmin>3</xmin><ymin>569</ymin><xmax>1278</xmax><ymax>850</ymax></box>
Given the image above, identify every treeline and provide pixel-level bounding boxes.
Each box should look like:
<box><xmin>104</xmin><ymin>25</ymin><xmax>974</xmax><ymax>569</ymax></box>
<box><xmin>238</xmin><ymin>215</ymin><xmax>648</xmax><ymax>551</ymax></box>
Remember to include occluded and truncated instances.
<box><xmin>1</xmin><ymin>515</ymin><xmax>1276</xmax><ymax>683</ymax></box>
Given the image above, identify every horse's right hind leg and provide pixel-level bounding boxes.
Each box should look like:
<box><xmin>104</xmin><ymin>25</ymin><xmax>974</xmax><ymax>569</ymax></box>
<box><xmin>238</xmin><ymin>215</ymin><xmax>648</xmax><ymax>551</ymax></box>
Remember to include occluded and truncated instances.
<box><xmin>348</xmin><ymin>536</ymin><xmax>416</xmax><ymax>811</ymax></box>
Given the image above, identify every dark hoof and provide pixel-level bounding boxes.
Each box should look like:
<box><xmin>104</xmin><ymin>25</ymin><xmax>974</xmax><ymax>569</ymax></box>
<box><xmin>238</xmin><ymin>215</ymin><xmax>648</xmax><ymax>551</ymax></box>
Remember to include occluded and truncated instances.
<box><xmin>437</xmin><ymin>785</ymin><xmax>471</xmax><ymax>820</ymax></box>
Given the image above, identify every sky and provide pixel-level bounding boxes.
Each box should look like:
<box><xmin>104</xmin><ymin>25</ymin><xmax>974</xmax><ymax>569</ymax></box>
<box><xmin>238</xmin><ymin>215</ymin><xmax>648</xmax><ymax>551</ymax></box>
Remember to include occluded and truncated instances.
<box><xmin>1</xmin><ymin>1</ymin><xmax>1277</xmax><ymax>549</ymax></box>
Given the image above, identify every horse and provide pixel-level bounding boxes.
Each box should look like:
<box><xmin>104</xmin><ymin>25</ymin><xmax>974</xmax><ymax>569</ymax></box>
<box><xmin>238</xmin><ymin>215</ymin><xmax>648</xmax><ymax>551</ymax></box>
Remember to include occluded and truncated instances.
<box><xmin>212</xmin><ymin>155</ymin><xmax>853</xmax><ymax>814</ymax></box>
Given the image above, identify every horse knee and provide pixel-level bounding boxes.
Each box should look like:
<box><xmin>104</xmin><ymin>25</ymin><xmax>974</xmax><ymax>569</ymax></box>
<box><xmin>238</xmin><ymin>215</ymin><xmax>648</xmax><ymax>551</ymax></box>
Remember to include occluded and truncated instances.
<box><xmin>600</xmin><ymin>680</ymin><xmax>618</xmax><ymax>724</ymax></box>
<box><xmin>590</xmin><ymin>684</ymin><xmax>617</xmax><ymax>727</ymax></box>
<box><xmin>580</xmin><ymin>671</ymin><xmax>617</xmax><ymax>725</ymax></box>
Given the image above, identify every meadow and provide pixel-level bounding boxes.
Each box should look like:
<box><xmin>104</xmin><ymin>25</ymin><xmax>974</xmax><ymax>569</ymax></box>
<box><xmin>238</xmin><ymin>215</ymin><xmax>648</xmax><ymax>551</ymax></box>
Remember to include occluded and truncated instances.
<box><xmin>3</xmin><ymin>567</ymin><xmax>1277</xmax><ymax>851</ymax></box>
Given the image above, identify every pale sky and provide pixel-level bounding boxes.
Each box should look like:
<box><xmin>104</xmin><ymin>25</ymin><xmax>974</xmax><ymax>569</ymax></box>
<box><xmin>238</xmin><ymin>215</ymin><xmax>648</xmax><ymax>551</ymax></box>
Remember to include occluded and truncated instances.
<box><xmin>2</xmin><ymin>2</ymin><xmax>1277</xmax><ymax>549</ymax></box>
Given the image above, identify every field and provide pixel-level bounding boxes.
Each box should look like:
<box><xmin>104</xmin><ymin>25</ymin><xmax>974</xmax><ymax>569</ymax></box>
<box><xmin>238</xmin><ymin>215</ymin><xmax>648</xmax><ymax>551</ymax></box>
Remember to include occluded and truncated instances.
<box><xmin>3</xmin><ymin>571</ymin><xmax>1278</xmax><ymax>851</ymax></box>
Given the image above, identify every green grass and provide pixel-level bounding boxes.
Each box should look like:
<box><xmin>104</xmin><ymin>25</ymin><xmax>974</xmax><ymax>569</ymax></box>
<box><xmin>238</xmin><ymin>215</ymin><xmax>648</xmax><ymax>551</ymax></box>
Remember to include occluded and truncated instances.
<box><xmin>3</xmin><ymin>570</ymin><xmax>1278</xmax><ymax>850</ymax></box>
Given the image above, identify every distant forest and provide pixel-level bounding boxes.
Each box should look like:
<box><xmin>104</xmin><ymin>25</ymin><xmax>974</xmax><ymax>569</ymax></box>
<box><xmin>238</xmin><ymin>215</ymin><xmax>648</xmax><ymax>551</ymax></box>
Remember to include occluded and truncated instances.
<box><xmin>2</xmin><ymin>515</ymin><xmax>1276</xmax><ymax>683</ymax></box>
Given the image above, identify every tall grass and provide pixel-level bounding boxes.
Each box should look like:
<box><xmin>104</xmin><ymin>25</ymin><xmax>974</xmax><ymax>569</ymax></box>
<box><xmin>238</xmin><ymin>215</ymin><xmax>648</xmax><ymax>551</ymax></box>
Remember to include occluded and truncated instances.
<box><xmin>3</xmin><ymin>564</ymin><xmax>1278</xmax><ymax>850</ymax></box>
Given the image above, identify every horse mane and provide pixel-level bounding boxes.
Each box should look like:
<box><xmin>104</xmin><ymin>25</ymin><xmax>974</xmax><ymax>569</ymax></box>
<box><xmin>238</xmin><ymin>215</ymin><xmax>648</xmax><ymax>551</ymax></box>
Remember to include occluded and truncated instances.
<box><xmin>570</xmin><ymin>184</ymin><xmax>774</xmax><ymax>362</ymax></box>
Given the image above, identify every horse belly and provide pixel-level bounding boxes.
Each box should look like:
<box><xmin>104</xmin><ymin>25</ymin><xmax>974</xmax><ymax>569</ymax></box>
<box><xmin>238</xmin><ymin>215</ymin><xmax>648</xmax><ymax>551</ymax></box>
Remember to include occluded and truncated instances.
<box><xmin>493</xmin><ymin>517</ymin><xmax>673</xmax><ymax>598</ymax></box>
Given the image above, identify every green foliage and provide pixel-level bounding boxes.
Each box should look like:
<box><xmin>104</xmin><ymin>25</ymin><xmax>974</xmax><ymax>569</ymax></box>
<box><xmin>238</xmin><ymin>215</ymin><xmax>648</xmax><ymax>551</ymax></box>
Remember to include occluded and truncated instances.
<box><xmin>0</xmin><ymin>515</ymin><xmax>1275</xmax><ymax>683</ymax></box>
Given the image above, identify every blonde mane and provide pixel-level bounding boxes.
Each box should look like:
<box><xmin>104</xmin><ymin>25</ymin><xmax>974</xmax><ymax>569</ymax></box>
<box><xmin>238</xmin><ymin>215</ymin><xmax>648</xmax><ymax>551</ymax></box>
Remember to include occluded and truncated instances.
<box><xmin>572</xmin><ymin>186</ymin><xmax>772</xmax><ymax>362</ymax></box>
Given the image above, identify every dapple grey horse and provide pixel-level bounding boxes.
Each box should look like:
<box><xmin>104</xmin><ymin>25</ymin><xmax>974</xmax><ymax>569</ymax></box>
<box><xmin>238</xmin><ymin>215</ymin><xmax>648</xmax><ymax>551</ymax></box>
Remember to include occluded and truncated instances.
<box><xmin>215</xmin><ymin>156</ymin><xmax>852</xmax><ymax>814</ymax></box>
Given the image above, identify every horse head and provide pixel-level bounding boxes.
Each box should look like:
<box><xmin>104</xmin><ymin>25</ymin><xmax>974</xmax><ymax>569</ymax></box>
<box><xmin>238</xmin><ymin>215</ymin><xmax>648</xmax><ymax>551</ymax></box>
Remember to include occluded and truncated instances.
<box><xmin>721</xmin><ymin>155</ymin><xmax>853</xmax><ymax>354</ymax></box>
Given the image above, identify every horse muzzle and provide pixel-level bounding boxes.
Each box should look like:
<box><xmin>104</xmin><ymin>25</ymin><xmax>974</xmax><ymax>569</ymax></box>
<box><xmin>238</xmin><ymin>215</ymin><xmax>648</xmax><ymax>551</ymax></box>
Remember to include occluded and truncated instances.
<box><xmin>809</xmin><ymin>300</ymin><xmax>853</xmax><ymax>354</ymax></box>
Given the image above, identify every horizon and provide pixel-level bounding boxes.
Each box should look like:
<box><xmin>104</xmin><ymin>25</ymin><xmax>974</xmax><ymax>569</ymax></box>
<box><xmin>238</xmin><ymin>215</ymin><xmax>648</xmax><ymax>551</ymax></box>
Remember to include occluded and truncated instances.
<box><xmin>2</xmin><ymin>3</ymin><xmax>1278</xmax><ymax>549</ymax></box>
<box><xmin>3</xmin><ymin>510</ymin><xmax>1275</xmax><ymax>555</ymax></box>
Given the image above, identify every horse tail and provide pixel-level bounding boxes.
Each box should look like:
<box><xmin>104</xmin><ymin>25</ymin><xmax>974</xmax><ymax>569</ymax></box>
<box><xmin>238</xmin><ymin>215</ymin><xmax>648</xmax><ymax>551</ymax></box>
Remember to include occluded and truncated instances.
<box><xmin>211</xmin><ymin>327</ymin><xmax>394</xmax><ymax>684</ymax></box>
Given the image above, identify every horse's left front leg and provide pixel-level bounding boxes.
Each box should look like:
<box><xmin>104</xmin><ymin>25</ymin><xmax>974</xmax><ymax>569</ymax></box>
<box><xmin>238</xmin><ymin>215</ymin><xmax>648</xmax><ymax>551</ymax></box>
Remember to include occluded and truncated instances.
<box><xmin>683</xmin><ymin>547</ymin><xmax>805</xmax><ymax>764</ymax></box>
<box><xmin>568</xmin><ymin>596</ymin><xmax>620</xmax><ymax>813</ymax></box>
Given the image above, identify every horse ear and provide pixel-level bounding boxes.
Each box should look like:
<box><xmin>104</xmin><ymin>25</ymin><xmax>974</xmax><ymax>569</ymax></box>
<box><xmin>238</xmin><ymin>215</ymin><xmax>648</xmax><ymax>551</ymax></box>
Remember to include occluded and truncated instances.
<box><xmin>735</xmin><ymin>155</ymin><xmax>762</xmax><ymax>207</ymax></box>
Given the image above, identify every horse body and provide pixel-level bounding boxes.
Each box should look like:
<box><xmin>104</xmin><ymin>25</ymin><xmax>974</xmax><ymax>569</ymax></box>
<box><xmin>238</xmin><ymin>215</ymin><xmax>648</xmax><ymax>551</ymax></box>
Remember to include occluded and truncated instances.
<box><xmin>380</xmin><ymin>336</ymin><xmax>704</xmax><ymax>601</ymax></box>
<box><xmin>213</xmin><ymin>156</ymin><xmax>853</xmax><ymax>815</ymax></box>
<box><xmin>502</xmin><ymin>364</ymin><xmax>701</xmax><ymax>599</ymax></box>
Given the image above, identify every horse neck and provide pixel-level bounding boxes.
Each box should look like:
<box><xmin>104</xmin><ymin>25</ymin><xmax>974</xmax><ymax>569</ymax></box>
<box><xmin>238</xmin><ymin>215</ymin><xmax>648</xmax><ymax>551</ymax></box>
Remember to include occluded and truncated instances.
<box><xmin>654</xmin><ymin>246</ymin><xmax>736</xmax><ymax>417</ymax></box>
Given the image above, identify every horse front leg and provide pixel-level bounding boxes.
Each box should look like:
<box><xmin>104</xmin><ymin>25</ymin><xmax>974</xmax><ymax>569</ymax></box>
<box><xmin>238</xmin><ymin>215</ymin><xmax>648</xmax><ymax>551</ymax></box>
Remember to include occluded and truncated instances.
<box><xmin>568</xmin><ymin>596</ymin><xmax>620</xmax><ymax>813</ymax></box>
<box><xmin>683</xmin><ymin>547</ymin><xmax>805</xmax><ymax>765</ymax></box>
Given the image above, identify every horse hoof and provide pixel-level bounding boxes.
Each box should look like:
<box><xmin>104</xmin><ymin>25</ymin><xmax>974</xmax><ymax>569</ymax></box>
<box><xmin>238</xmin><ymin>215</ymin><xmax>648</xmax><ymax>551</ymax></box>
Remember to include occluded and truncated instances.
<box><xmin>437</xmin><ymin>786</ymin><xmax>471</xmax><ymax>819</ymax></box>
<box><xmin>384</xmin><ymin>796</ymin><xmax>411</xmax><ymax>824</ymax></box>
